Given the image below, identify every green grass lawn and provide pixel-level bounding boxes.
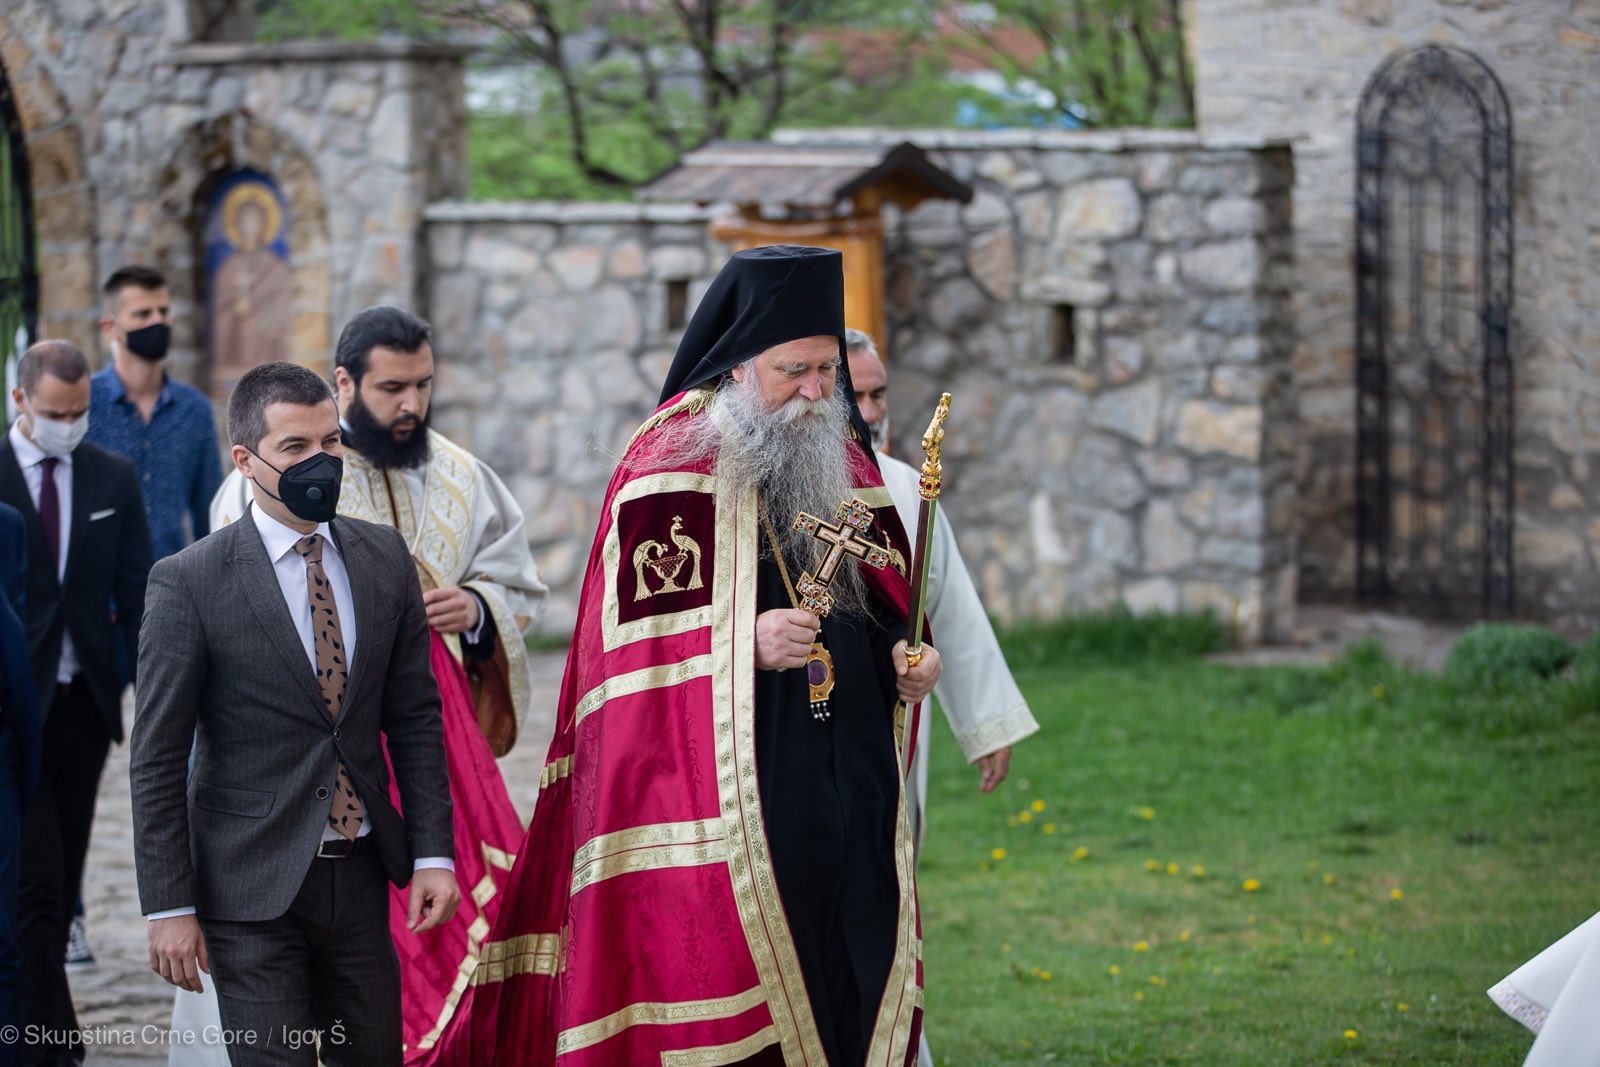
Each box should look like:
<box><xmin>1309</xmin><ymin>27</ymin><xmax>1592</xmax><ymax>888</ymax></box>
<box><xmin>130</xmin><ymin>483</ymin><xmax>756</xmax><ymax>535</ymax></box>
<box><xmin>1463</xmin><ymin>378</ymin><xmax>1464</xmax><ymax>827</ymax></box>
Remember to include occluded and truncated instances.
<box><xmin>918</xmin><ymin>624</ymin><xmax>1600</xmax><ymax>1064</ymax></box>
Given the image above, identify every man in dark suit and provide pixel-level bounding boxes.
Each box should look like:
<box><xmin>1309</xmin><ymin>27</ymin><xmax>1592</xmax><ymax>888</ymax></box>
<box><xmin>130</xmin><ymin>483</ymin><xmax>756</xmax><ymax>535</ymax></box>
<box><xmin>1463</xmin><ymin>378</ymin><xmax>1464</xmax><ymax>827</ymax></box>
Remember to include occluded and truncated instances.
<box><xmin>0</xmin><ymin>500</ymin><xmax>42</xmax><ymax>1066</ymax></box>
<box><xmin>131</xmin><ymin>362</ymin><xmax>458</xmax><ymax>1066</ymax></box>
<box><xmin>1</xmin><ymin>341</ymin><xmax>150</xmax><ymax>1065</ymax></box>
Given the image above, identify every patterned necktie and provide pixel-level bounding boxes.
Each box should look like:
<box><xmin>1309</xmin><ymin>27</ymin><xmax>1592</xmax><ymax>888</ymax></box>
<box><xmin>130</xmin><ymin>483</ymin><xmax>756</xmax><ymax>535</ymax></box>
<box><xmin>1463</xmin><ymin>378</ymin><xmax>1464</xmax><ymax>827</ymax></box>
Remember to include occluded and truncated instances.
<box><xmin>295</xmin><ymin>534</ymin><xmax>364</xmax><ymax>840</ymax></box>
<box><xmin>38</xmin><ymin>457</ymin><xmax>59</xmax><ymax>568</ymax></box>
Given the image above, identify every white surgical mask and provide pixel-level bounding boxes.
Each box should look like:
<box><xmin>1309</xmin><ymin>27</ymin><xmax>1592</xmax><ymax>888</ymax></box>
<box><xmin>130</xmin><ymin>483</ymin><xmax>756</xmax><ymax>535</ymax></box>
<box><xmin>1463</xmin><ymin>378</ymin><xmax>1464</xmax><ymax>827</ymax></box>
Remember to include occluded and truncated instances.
<box><xmin>25</xmin><ymin>399</ymin><xmax>88</xmax><ymax>457</ymax></box>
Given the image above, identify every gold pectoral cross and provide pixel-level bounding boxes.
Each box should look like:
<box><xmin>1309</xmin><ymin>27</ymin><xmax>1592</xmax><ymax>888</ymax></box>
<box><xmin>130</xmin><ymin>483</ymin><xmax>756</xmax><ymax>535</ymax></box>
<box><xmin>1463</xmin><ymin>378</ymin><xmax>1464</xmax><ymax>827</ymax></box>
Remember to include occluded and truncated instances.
<box><xmin>794</xmin><ymin>498</ymin><xmax>891</xmax><ymax>590</ymax></box>
<box><xmin>786</xmin><ymin>498</ymin><xmax>892</xmax><ymax>721</ymax></box>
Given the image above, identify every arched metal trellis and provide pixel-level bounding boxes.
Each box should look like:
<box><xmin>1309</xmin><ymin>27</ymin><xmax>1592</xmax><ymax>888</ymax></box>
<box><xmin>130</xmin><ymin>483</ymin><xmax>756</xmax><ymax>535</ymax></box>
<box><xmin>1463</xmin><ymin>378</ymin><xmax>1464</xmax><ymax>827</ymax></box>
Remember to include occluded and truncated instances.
<box><xmin>1354</xmin><ymin>44</ymin><xmax>1514</xmax><ymax>616</ymax></box>
<box><xmin>0</xmin><ymin>59</ymin><xmax>38</xmax><ymax>423</ymax></box>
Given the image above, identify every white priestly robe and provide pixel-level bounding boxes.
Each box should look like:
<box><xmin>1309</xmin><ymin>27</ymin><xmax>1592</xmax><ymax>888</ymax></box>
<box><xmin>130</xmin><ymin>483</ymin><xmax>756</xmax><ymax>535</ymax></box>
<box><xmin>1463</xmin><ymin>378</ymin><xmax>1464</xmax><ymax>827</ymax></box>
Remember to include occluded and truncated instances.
<box><xmin>877</xmin><ymin>453</ymin><xmax>1039</xmax><ymax>847</ymax></box>
<box><xmin>1490</xmin><ymin>910</ymin><xmax>1600</xmax><ymax>1064</ymax></box>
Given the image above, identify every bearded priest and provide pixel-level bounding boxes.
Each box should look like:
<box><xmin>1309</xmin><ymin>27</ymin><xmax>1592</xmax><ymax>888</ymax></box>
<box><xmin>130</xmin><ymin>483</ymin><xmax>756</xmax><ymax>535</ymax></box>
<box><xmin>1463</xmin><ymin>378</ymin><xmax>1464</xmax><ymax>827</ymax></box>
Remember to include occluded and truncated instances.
<box><xmin>427</xmin><ymin>245</ymin><xmax>941</xmax><ymax>1066</ymax></box>
<box><xmin>205</xmin><ymin>307</ymin><xmax>547</xmax><ymax>1060</ymax></box>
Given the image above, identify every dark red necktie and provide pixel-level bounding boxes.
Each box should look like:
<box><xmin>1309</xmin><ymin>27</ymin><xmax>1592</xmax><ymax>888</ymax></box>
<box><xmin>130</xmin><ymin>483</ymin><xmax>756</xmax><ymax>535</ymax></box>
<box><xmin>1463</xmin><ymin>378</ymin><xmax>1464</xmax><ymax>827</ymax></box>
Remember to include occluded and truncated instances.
<box><xmin>38</xmin><ymin>456</ymin><xmax>60</xmax><ymax>570</ymax></box>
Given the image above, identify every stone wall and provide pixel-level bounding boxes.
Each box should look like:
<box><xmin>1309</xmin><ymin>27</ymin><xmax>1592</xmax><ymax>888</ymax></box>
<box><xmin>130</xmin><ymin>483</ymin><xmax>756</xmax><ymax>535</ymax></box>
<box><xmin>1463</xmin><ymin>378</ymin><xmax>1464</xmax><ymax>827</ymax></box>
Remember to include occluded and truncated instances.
<box><xmin>1191</xmin><ymin>0</ymin><xmax>1600</xmax><ymax>627</ymax></box>
<box><xmin>422</xmin><ymin>202</ymin><xmax>724</xmax><ymax>629</ymax></box>
<box><xmin>425</xmin><ymin>131</ymin><xmax>1299</xmax><ymax>642</ymax></box>
<box><xmin>2</xmin><ymin>2</ymin><xmax>467</xmax><ymax>387</ymax></box>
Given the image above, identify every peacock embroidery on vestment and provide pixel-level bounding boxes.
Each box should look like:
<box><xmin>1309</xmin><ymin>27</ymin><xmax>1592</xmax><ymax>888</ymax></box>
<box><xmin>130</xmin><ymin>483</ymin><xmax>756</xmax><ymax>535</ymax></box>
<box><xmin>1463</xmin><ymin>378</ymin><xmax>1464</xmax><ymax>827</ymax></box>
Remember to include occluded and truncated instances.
<box><xmin>631</xmin><ymin>515</ymin><xmax>704</xmax><ymax>599</ymax></box>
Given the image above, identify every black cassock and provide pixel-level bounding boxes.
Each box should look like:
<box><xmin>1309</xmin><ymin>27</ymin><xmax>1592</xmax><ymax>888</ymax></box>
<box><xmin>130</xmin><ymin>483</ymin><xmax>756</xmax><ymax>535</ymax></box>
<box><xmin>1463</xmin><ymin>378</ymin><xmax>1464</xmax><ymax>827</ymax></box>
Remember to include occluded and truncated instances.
<box><xmin>753</xmin><ymin>548</ymin><xmax>907</xmax><ymax>1067</ymax></box>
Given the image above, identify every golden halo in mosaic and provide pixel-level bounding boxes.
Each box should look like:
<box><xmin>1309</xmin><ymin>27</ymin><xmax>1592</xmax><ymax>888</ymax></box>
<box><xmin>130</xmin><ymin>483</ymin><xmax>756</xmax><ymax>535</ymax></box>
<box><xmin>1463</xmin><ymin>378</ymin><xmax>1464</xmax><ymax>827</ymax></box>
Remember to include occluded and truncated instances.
<box><xmin>221</xmin><ymin>180</ymin><xmax>284</xmax><ymax>250</ymax></box>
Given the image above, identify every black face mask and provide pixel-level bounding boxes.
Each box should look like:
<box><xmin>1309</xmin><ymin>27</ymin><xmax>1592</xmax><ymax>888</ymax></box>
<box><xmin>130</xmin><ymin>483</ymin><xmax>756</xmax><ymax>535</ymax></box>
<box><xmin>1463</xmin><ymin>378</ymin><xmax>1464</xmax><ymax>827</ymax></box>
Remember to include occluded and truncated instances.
<box><xmin>250</xmin><ymin>450</ymin><xmax>343</xmax><ymax>524</ymax></box>
<box><xmin>124</xmin><ymin>322</ymin><xmax>171</xmax><ymax>362</ymax></box>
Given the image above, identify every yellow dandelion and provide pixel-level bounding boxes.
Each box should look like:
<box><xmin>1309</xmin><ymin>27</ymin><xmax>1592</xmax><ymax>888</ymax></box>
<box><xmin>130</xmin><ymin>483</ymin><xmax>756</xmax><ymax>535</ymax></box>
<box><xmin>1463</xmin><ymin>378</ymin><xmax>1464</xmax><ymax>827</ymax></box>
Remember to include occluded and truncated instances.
<box><xmin>1137</xmin><ymin>806</ymin><xmax>1156</xmax><ymax>820</ymax></box>
<box><xmin>1343</xmin><ymin>1029</ymin><xmax>1358</xmax><ymax>1041</ymax></box>
<box><xmin>1323</xmin><ymin>872</ymin><xmax>1336</xmax><ymax>885</ymax></box>
<box><xmin>1072</xmin><ymin>846</ymin><xmax>1090</xmax><ymax>861</ymax></box>
<box><xmin>1178</xmin><ymin>930</ymin><xmax>1191</xmax><ymax>943</ymax></box>
<box><xmin>1040</xmin><ymin>970</ymin><xmax>1052</xmax><ymax>982</ymax></box>
<box><xmin>1018</xmin><ymin>811</ymin><xmax>1033</xmax><ymax>824</ymax></box>
<box><xmin>1391</xmin><ymin>888</ymin><xmax>1404</xmax><ymax>901</ymax></box>
<box><xmin>1133</xmin><ymin>941</ymin><xmax>1150</xmax><ymax>953</ymax></box>
<box><xmin>1320</xmin><ymin>933</ymin><xmax>1334</xmax><ymax>945</ymax></box>
<box><xmin>1108</xmin><ymin>964</ymin><xmax>1121</xmax><ymax>976</ymax></box>
<box><xmin>1247</xmin><ymin>914</ymin><xmax>1258</xmax><ymax>925</ymax></box>
<box><xmin>1134</xmin><ymin>991</ymin><xmax>1145</xmax><ymax>1002</ymax></box>
<box><xmin>1373</xmin><ymin>683</ymin><xmax>1386</xmax><ymax>699</ymax></box>
<box><xmin>1243</xmin><ymin>878</ymin><xmax>1261</xmax><ymax>893</ymax></box>
<box><xmin>1166</xmin><ymin>862</ymin><xmax>1180</xmax><ymax>876</ymax></box>
<box><xmin>1191</xmin><ymin>865</ymin><xmax>1206</xmax><ymax>878</ymax></box>
<box><xmin>1043</xmin><ymin>822</ymin><xmax>1057</xmax><ymax>835</ymax></box>
<box><xmin>1031</xmin><ymin>799</ymin><xmax>1046</xmax><ymax>813</ymax></box>
<box><xmin>1145</xmin><ymin>858</ymin><xmax>1162</xmax><ymax>872</ymax></box>
<box><xmin>1150</xmin><ymin>975</ymin><xmax>1166</xmax><ymax>987</ymax></box>
<box><xmin>990</xmin><ymin>847</ymin><xmax>1007</xmax><ymax>862</ymax></box>
<box><xmin>1396</xmin><ymin>1002</ymin><xmax>1409</xmax><ymax>1013</ymax></box>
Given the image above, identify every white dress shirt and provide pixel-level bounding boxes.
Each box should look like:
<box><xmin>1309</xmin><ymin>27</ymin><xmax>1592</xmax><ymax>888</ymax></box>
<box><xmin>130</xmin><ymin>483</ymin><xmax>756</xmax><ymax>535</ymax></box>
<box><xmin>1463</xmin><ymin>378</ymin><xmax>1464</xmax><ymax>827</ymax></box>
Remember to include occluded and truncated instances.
<box><xmin>8</xmin><ymin>423</ymin><xmax>78</xmax><ymax>682</ymax></box>
<box><xmin>146</xmin><ymin>500</ymin><xmax>451</xmax><ymax>922</ymax></box>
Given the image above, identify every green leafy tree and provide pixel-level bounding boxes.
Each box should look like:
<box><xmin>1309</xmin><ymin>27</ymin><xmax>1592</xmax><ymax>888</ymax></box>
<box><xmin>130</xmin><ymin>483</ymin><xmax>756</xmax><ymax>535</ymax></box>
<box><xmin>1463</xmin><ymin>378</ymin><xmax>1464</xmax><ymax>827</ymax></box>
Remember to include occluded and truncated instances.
<box><xmin>952</xmin><ymin>0</ymin><xmax>1195</xmax><ymax>128</ymax></box>
<box><xmin>440</xmin><ymin>0</ymin><xmax>934</xmax><ymax>192</ymax></box>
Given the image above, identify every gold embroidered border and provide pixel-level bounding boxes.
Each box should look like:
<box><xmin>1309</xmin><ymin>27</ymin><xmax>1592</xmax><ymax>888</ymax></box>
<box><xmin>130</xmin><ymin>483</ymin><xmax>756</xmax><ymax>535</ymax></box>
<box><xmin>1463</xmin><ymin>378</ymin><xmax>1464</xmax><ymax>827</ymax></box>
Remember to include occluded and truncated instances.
<box><xmin>471</xmin><ymin>930</ymin><xmax>567</xmax><ymax>986</ymax></box>
<box><xmin>712</xmin><ymin>477</ymin><xmax>826</xmax><ymax>1064</ymax></box>
<box><xmin>601</xmin><ymin>471</ymin><xmax>718</xmax><ymax>652</ymax></box>
<box><xmin>850</xmin><ymin>485</ymin><xmax>894</xmax><ymax>510</ymax></box>
<box><xmin>660</xmin><ymin>1024</ymin><xmax>780</xmax><ymax>1066</ymax></box>
<box><xmin>573</xmin><ymin>654</ymin><xmax>715</xmax><ymax>730</ymax></box>
<box><xmin>465</xmin><ymin>575</ymin><xmax>534</xmax><ymax>735</ymax></box>
<box><xmin>626</xmin><ymin>386</ymin><xmax>715</xmax><ymax>453</ymax></box>
<box><xmin>570</xmin><ymin>819</ymin><xmax>728</xmax><ymax>897</ymax></box>
<box><xmin>570</xmin><ymin>838</ymin><xmax>730</xmax><ymax>897</ymax></box>
<box><xmin>555</xmin><ymin>985</ymin><xmax>767</xmax><ymax>1057</ymax></box>
<box><xmin>863</xmin><ymin>696</ymin><xmax>922</xmax><ymax>1067</ymax></box>
<box><xmin>480</xmin><ymin>841</ymin><xmax>515</xmax><ymax>871</ymax></box>
<box><xmin>416</xmin><ymin>854</ymin><xmax>518</xmax><ymax>1049</ymax></box>
<box><xmin>414</xmin><ymin>430</ymin><xmax>477</xmax><ymax>589</ymax></box>
<box><xmin>540</xmin><ymin>754</ymin><xmax>574</xmax><ymax>789</ymax></box>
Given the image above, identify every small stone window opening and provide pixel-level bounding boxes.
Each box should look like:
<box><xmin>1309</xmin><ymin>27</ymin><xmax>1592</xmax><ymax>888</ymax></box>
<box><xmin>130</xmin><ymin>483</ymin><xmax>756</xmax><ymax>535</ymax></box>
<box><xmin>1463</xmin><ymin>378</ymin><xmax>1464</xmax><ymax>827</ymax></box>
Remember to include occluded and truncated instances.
<box><xmin>1050</xmin><ymin>304</ymin><xmax>1076</xmax><ymax>364</ymax></box>
<box><xmin>665</xmin><ymin>279</ymin><xmax>690</xmax><ymax>331</ymax></box>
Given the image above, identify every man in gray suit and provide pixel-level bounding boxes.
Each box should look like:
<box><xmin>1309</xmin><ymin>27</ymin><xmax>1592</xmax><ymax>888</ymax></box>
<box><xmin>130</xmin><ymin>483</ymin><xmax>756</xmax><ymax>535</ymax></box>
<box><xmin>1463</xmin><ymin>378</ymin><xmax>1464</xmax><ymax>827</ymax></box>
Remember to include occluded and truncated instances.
<box><xmin>130</xmin><ymin>362</ymin><xmax>459</xmax><ymax>1065</ymax></box>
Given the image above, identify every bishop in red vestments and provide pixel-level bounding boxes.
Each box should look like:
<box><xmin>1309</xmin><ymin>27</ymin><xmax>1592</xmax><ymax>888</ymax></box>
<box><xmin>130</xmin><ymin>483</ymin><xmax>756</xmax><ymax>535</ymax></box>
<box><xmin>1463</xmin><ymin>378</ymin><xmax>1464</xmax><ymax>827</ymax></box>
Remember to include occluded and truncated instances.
<box><xmin>427</xmin><ymin>245</ymin><xmax>941</xmax><ymax>1066</ymax></box>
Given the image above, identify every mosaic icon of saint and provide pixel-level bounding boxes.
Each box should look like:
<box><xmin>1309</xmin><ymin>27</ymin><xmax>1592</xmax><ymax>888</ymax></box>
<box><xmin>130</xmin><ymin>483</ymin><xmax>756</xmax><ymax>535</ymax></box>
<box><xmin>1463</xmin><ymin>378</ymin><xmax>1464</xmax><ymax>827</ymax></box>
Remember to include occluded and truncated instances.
<box><xmin>210</xmin><ymin>180</ymin><xmax>292</xmax><ymax>395</ymax></box>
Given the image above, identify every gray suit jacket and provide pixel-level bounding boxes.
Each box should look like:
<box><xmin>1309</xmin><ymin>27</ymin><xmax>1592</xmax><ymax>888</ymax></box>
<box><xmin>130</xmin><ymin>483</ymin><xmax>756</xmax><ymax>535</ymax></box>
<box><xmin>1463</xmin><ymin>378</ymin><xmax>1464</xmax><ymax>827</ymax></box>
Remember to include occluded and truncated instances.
<box><xmin>130</xmin><ymin>509</ymin><xmax>454</xmax><ymax>922</ymax></box>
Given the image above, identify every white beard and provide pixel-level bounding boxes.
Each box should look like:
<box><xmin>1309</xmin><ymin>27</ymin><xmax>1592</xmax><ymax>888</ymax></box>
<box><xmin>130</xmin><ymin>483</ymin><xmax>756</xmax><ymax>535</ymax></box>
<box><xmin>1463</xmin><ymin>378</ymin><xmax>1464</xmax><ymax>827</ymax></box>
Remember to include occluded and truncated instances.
<box><xmin>645</xmin><ymin>371</ymin><xmax>873</xmax><ymax>618</ymax></box>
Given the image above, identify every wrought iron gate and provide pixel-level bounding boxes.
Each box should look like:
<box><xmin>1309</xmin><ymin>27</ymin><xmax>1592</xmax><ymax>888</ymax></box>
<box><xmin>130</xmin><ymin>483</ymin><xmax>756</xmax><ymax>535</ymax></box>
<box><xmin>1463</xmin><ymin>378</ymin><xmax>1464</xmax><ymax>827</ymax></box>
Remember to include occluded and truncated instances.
<box><xmin>1355</xmin><ymin>45</ymin><xmax>1514</xmax><ymax>616</ymax></box>
<box><xmin>0</xmin><ymin>58</ymin><xmax>38</xmax><ymax>418</ymax></box>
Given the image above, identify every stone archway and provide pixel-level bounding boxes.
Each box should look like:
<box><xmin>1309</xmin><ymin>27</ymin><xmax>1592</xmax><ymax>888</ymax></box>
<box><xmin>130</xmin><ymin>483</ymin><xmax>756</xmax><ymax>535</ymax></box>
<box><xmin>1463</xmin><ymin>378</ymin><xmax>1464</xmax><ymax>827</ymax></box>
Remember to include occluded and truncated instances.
<box><xmin>0</xmin><ymin>32</ymin><xmax>98</xmax><ymax>355</ymax></box>
<box><xmin>149</xmin><ymin>111</ymin><xmax>332</xmax><ymax>390</ymax></box>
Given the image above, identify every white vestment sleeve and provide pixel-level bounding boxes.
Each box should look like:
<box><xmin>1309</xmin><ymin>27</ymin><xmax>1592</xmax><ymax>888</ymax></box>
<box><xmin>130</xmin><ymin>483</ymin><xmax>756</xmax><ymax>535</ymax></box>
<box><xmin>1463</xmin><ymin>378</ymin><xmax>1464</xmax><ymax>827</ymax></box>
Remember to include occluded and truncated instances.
<box><xmin>209</xmin><ymin>467</ymin><xmax>252</xmax><ymax>530</ymax></box>
<box><xmin>1489</xmin><ymin>909</ymin><xmax>1600</xmax><ymax>1065</ymax></box>
<box><xmin>461</xmin><ymin>457</ymin><xmax>549</xmax><ymax>637</ymax></box>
